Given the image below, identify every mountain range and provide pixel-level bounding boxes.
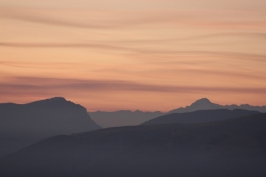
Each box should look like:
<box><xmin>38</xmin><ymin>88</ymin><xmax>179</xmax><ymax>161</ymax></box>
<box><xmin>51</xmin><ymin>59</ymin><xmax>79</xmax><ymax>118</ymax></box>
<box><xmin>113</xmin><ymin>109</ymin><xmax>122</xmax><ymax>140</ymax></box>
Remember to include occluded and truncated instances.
<box><xmin>169</xmin><ymin>98</ymin><xmax>266</xmax><ymax>113</ymax></box>
<box><xmin>90</xmin><ymin>98</ymin><xmax>266</xmax><ymax>127</ymax></box>
<box><xmin>142</xmin><ymin>109</ymin><xmax>260</xmax><ymax>125</ymax></box>
<box><xmin>1</xmin><ymin>112</ymin><xmax>265</xmax><ymax>177</ymax></box>
<box><xmin>89</xmin><ymin>110</ymin><xmax>163</xmax><ymax>128</ymax></box>
<box><xmin>0</xmin><ymin>97</ymin><xmax>100</xmax><ymax>158</ymax></box>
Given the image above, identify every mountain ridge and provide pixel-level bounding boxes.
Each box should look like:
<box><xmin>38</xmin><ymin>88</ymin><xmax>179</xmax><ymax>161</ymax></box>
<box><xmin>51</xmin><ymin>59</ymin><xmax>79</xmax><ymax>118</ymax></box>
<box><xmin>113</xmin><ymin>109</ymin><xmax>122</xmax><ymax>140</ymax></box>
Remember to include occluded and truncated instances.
<box><xmin>1</xmin><ymin>113</ymin><xmax>265</xmax><ymax>177</ymax></box>
<box><xmin>142</xmin><ymin>109</ymin><xmax>260</xmax><ymax>125</ymax></box>
<box><xmin>0</xmin><ymin>97</ymin><xmax>101</xmax><ymax>158</ymax></box>
<box><xmin>169</xmin><ymin>98</ymin><xmax>266</xmax><ymax>113</ymax></box>
<box><xmin>90</xmin><ymin>98</ymin><xmax>266</xmax><ymax>127</ymax></box>
<box><xmin>89</xmin><ymin>110</ymin><xmax>163</xmax><ymax>128</ymax></box>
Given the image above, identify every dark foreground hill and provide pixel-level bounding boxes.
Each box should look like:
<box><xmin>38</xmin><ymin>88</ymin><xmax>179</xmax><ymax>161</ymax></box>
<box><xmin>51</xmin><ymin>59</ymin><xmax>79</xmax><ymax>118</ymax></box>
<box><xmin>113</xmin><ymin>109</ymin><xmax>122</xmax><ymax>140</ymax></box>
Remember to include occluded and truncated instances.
<box><xmin>1</xmin><ymin>113</ymin><xmax>265</xmax><ymax>177</ymax></box>
<box><xmin>0</xmin><ymin>97</ymin><xmax>101</xmax><ymax>158</ymax></box>
<box><xmin>142</xmin><ymin>109</ymin><xmax>260</xmax><ymax>125</ymax></box>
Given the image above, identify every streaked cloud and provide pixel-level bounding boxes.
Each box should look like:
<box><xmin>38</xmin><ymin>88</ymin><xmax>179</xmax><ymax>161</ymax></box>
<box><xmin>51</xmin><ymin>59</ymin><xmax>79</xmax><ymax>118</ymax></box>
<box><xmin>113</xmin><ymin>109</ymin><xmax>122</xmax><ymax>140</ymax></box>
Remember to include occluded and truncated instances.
<box><xmin>1</xmin><ymin>41</ymin><xmax>266</xmax><ymax>62</ymax></box>
<box><xmin>1</xmin><ymin>6</ymin><xmax>265</xmax><ymax>30</ymax></box>
<box><xmin>1</xmin><ymin>76</ymin><xmax>265</xmax><ymax>94</ymax></box>
<box><xmin>0</xmin><ymin>0</ymin><xmax>266</xmax><ymax>111</ymax></box>
<box><xmin>0</xmin><ymin>42</ymin><xmax>134</xmax><ymax>52</ymax></box>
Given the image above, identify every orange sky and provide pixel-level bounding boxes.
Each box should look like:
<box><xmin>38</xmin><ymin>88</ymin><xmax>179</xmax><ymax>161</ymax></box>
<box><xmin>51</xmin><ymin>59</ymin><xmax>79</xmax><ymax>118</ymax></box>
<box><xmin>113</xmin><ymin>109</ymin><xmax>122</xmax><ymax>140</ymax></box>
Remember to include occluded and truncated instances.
<box><xmin>1</xmin><ymin>0</ymin><xmax>266</xmax><ymax>111</ymax></box>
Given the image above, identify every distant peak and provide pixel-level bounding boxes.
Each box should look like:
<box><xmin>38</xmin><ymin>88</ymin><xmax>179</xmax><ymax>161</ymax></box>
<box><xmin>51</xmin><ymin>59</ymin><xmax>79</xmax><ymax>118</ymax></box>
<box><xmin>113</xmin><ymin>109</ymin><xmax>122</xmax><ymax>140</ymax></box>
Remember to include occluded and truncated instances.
<box><xmin>194</xmin><ymin>98</ymin><xmax>211</xmax><ymax>104</ymax></box>
<box><xmin>200</xmin><ymin>98</ymin><xmax>210</xmax><ymax>101</ymax></box>
<box><xmin>189</xmin><ymin>98</ymin><xmax>214</xmax><ymax>108</ymax></box>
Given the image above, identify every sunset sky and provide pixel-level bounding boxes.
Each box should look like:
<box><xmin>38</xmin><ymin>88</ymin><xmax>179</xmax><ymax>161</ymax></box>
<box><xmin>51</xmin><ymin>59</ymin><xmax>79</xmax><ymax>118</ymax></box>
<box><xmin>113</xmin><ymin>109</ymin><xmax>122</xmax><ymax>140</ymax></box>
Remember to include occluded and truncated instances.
<box><xmin>1</xmin><ymin>0</ymin><xmax>266</xmax><ymax>112</ymax></box>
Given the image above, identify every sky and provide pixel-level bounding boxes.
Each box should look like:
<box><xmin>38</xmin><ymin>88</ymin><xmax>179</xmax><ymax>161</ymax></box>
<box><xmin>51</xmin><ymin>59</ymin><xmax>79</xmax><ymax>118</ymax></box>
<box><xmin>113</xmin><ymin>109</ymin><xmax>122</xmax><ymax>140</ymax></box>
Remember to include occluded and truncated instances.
<box><xmin>0</xmin><ymin>0</ymin><xmax>266</xmax><ymax>112</ymax></box>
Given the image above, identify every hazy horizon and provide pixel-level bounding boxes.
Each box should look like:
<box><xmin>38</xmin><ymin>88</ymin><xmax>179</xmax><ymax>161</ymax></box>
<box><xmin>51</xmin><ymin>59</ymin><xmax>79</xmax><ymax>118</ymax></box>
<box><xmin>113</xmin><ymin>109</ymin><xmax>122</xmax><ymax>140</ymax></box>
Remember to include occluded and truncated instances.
<box><xmin>1</xmin><ymin>97</ymin><xmax>265</xmax><ymax>113</ymax></box>
<box><xmin>1</xmin><ymin>0</ymin><xmax>266</xmax><ymax>112</ymax></box>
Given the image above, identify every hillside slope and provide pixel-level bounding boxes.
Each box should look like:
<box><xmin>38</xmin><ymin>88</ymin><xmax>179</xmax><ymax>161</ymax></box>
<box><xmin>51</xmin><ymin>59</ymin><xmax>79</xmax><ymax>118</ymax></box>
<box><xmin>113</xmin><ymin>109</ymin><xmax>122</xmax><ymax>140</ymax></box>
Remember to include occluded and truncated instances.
<box><xmin>142</xmin><ymin>109</ymin><xmax>260</xmax><ymax>125</ymax></box>
<box><xmin>89</xmin><ymin>110</ymin><xmax>163</xmax><ymax>128</ymax></box>
<box><xmin>0</xmin><ymin>97</ymin><xmax>101</xmax><ymax>157</ymax></box>
<box><xmin>1</xmin><ymin>113</ymin><xmax>265</xmax><ymax>177</ymax></box>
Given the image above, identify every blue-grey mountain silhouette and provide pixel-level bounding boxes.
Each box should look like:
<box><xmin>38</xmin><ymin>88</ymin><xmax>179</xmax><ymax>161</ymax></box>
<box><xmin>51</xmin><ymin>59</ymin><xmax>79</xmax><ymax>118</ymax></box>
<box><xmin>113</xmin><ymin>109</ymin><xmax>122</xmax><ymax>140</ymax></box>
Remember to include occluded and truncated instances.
<box><xmin>89</xmin><ymin>98</ymin><xmax>266</xmax><ymax>128</ymax></box>
<box><xmin>0</xmin><ymin>97</ymin><xmax>101</xmax><ymax>158</ymax></box>
<box><xmin>142</xmin><ymin>109</ymin><xmax>260</xmax><ymax>125</ymax></box>
<box><xmin>89</xmin><ymin>110</ymin><xmax>163</xmax><ymax>128</ymax></box>
<box><xmin>0</xmin><ymin>113</ymin><xmax>265</xmax><ymax>177</ymax></box>
<box><xmin>169</xmin><ymin>98</ymin><xmax>266</xmax><ymax>113</ymax></box>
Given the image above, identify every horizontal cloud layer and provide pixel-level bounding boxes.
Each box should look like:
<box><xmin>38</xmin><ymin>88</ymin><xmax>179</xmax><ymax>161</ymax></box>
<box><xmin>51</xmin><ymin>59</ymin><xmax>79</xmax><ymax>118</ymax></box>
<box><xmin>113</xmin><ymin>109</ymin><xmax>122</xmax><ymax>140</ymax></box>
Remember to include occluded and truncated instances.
<box><xmin>1</xmin><ymin>6</ymin><xmax>265</xmax><ymax>30</ymax></box>
<box><xmin>1</xmin><ymin>76</ymin><xmax>265</xmax><ymax>94</ymax></box>
<box><xmin>1</xmin><ymin>0</ymin><xmax>266</xmax><ymax>111</ymax></box>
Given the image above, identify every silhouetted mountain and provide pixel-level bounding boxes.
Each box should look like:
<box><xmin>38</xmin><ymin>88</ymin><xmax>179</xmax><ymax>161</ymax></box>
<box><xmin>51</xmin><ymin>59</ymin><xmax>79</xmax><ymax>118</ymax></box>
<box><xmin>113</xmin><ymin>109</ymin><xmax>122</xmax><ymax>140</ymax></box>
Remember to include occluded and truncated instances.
<box><xmin>169</xmin><ymin>98</ymin><xmax>266</xmax><ymax>113</ymax></box>
<box><xmin>89</xmin><ymin>99</ymin><xmax>266</xmax><ymax>128</ymax></box>
<box><xmin>142</xmin><ymin>109</ymin><xmax>260</xmax><ymax>125</ymax></box>
<box><xmin>0</xmin><ymin>97</ymin><xmax>101</xmax><ymax>158</ymax></box>
<box><xmin>1</xmin><ymin>113</ymin><xmax>265</xmax><ymax>177</ymax></box>
<box><xmin>89</xmin><ymin>110</ymin><xmax>163</xmax><ymax>128</ymax></box>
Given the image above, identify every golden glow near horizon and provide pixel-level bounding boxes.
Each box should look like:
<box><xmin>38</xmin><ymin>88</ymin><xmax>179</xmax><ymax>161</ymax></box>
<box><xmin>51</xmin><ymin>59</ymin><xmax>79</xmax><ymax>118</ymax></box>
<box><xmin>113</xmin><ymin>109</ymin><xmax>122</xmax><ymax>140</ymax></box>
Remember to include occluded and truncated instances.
<box><xmin>1</xmin><ymin>0</ymin><xmax>266</xmax><ymax>111</ymax></box>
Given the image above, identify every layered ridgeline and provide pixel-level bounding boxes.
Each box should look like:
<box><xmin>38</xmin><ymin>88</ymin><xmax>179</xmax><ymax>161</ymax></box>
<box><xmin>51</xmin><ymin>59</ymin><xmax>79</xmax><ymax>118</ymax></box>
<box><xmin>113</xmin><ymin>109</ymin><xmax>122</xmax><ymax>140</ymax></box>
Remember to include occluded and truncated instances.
<box><xmin>0</xmin><ymin>113</ymin><xmax>265</xmax><ymax>177</ymax></box>
<box><xmin>169</xmin><ymin>98</ymin><xmax>266</xmax><ymax>113</ymax></box>
<box><xmin>0</xmin><ymin>97</ymin><xmax>101</xmax><ymax>158</ymax></box>
<box><xmin>142</xmin><ymin>109</ymin><xmax>260</xmax><ymax>125</ymax></box>
<box><xmin>89</xmin><ymin>98</ymin><xmax>266</xmax><ymax>128</ymax></box>
<box><xmin>89</xmin><ymin>110</ymin><xmax>163</xmax><ymax>128</ymax></box>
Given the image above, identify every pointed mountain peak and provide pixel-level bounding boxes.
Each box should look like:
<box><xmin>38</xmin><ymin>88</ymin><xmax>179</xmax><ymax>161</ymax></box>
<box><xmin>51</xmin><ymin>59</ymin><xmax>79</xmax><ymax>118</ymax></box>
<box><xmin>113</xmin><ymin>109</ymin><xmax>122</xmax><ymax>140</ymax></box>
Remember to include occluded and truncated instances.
<box><xmin>169</xmin><ymin>98</ymin><xmax>266</xmax><ymax>114</ymax></box>
<box><xmin>168</xmin><ymin>98</ymin><xmax>216</xmax><ymax>113</ymax></box>
<box><xmin>192</xmin><ymin>98</ymin><xmax>211</xmax><ymax>105</ymax></box>
<box><xmin>187</xmin><ymin>98</ymin><xmax>220</xmax><ymax>111</ymax></box>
